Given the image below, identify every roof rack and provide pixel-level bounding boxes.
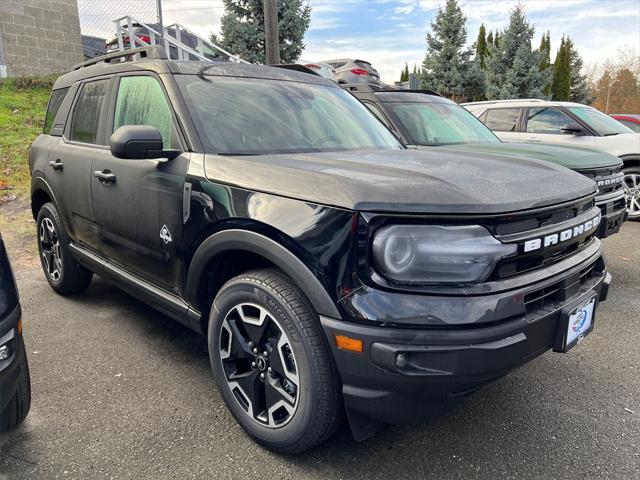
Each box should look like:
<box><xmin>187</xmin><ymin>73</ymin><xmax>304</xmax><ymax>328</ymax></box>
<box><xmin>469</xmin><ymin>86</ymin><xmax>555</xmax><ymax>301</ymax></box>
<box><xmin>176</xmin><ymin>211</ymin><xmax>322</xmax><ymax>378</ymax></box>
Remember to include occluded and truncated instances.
<box><xmin>342</xmin><ymin>83</ymin><xmax>441</xmax><ymax>96</ymax></box>
<box><xmin>73</xmin><ymin>45</ymin><xmax>167</xmax><ymax>70</ymax></box>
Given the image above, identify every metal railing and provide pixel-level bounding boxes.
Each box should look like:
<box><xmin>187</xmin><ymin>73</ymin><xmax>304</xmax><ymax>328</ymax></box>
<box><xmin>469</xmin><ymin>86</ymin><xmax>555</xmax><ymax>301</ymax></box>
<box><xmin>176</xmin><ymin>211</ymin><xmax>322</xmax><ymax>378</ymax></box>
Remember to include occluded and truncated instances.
<box><xmin>112</xmin><ymin>16</ymin><xmax>249</xmax><ymax>64</ymax></box>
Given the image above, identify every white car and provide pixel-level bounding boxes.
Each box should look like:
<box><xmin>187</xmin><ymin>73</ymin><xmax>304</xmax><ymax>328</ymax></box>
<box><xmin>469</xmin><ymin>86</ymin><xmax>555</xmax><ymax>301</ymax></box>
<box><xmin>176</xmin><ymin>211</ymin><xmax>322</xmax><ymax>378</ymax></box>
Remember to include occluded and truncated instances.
<box><xmin>463</xmin><ymin>99</ymin><xmax>640</xmax><ymax>220</ymax></box>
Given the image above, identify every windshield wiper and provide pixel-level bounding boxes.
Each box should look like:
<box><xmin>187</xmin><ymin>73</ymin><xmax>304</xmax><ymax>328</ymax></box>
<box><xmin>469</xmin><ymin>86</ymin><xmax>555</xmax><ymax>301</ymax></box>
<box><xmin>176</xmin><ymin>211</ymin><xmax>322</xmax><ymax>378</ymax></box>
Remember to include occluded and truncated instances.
<box><xmin>604</xmin><ymin>132</ymin><xmax>620</xmax><ymax>137</ymax></box>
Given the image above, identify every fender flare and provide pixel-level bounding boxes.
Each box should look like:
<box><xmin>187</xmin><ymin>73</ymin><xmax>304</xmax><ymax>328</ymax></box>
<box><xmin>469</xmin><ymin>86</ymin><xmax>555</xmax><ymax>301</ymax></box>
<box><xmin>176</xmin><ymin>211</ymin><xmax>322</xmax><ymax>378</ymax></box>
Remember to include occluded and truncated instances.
<box><xmin>185</xmin><ymin>229</ymin><xmax>341</xmax><ymax>319</ymax></box>
<box><xmin>30</xmin><ymin>175</ymin><xmax>60</xmax><ymax>219</ymax></box>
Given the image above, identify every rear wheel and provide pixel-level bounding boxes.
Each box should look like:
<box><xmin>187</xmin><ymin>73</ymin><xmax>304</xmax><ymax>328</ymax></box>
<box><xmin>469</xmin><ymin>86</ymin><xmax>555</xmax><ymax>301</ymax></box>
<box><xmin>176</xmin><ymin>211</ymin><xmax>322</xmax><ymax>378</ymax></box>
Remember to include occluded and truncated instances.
<box><xmin>623</xmin><ymin>166</ymin><xmax>640</xmax><ymax>221</ymax></box>
<box><xmin>208</xmin><ymin>269</ymin><xmax>343</xmax><ymax>453</ymax></box>
<box><xmin>0</xmin><ymin>335</ymin><xmax>31</xmax><ymax>431</ymax></box>
<box><xmin>36</xmin><ymin>202</ymin><xmax>93</xmax><ymax>294</ymax></box>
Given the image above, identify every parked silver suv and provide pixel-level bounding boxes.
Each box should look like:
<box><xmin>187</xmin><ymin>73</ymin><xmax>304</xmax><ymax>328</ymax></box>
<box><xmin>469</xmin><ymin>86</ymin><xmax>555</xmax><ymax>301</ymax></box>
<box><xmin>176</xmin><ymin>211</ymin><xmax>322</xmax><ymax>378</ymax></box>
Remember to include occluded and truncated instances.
<box><xmin>324</xmin><ymin>59</ymin><xmax>381</xmax><ymax>85</ymax></box>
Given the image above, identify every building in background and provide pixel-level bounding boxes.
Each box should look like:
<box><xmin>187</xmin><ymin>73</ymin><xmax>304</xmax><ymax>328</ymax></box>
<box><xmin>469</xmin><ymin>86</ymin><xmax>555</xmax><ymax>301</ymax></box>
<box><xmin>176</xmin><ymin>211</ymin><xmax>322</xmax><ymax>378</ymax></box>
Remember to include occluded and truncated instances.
<box><xmin>0</xmin><ymin>0</ymin><xmax>83</xmax><ymax>77</ymax></box>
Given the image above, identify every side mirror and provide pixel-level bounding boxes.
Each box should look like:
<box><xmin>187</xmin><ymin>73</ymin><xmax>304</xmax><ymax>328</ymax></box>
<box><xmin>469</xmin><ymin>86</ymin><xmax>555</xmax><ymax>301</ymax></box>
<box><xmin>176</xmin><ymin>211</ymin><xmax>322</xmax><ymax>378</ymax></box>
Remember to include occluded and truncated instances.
<box><xmin>561</xmin><ymin>123</ymin><xmax>584</xmax><ymax>135</ymax></box>
<box><xmin>110</xmin><ymin>125</ymin><xmax>181</xmax><ymax>160</ymax></box>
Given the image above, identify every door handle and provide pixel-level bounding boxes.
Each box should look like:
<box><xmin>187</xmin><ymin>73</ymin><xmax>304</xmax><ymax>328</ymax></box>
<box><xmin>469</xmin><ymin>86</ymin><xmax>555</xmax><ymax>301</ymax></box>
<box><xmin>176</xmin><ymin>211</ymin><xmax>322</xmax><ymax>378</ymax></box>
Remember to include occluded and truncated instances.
<box><xmin>93</xmin><ymin>169</ymin><xmax>116</xmax><ymax>184</ymax></box>
<box><xmin>49</xmin><ymin>159</ymin><xmax>63</xmax><ymax>171</ymax></box>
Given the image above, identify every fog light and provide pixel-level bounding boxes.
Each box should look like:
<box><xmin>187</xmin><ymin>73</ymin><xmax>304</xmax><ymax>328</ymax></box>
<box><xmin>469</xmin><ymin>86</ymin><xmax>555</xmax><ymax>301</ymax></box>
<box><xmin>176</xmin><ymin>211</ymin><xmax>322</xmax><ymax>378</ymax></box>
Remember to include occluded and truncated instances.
<box><xmin>0</xmin><ymin>345</ymin><xmax>11</xmax><ymax>361</ymax></box>
<box><xmin>396</xmin><ymin>353</ymin><xmax>409</xmax><ymax>369</ymax></box>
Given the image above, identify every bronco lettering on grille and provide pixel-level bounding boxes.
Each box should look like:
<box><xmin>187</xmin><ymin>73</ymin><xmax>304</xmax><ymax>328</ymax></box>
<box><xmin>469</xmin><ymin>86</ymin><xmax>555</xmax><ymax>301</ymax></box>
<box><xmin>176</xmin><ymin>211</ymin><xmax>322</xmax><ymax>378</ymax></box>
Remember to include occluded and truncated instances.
<box><xmin>522</xmin><ymin>212</ymin><xmax>601</xmax><ymax>253</ymax></box>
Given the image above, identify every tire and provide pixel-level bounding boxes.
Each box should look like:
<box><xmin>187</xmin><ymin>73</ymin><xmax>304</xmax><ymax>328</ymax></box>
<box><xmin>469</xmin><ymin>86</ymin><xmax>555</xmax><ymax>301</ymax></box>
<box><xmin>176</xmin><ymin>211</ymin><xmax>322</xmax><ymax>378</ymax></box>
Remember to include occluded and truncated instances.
<box><xmin>623</xmin><ymin>166</ymin><xmax>640</xmax><ymax>221</ymax></box>
<box><xmin>36</xmin><ymin>202</ymin><xmax>93</xmax><ymax>294</ymax></box>
<box><xmin>0</xmin><ymin>335</ymin><xmax>31</xmax><ymax>431</ymax></box>
<box><xmin>208</xmin><ymin>269</ymin><xmax>343</xmax><ymax>453</ymax></box>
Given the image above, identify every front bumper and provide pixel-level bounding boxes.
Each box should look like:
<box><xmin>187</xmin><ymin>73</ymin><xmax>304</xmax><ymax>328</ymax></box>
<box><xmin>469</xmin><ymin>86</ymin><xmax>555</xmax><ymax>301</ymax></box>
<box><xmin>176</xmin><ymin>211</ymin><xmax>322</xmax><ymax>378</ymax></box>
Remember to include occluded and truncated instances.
<box><xmin>0</xmin><ymin>304</ymin><xmax>25</xmax><ymax>414</ymax></box>
<box><xmin>596</xmin><ymin>190</ymin><xmax>627</xmax><ymax>238</ymax></box>
<box><xmin>322</xmin><ymin>254</ymin><xmax>611</xmax><ymax>427</ymax></box>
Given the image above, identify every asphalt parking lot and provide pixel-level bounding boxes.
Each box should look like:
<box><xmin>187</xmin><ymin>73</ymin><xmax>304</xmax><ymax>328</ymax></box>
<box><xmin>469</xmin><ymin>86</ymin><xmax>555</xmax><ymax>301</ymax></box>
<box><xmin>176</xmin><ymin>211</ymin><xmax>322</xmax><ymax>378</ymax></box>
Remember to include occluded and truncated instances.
<box><xmin>0</xmin><ymin>223</ymin><xmax>639</xmax><ymax>480</ymax></box>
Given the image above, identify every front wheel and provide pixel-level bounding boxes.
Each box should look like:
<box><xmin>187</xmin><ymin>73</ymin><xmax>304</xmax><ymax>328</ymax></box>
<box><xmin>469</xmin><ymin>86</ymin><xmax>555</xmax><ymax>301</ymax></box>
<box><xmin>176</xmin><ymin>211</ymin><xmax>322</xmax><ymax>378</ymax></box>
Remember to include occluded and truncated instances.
<box><xmin>208</xmin><ymin>269</ymin><xmax>343</xmax><ymax>453</ymax></box>
<box><xmin>623</xmin><ymin>166</ymin><xmax>640</xmax><ymax>221</ymax></box>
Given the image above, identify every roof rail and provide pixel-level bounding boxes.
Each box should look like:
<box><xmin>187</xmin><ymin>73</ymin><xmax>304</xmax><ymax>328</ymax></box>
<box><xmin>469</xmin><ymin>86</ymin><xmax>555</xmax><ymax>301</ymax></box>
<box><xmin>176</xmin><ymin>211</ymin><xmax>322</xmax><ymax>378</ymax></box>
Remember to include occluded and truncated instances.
<box><xmin>271</xmin><ymin>64</ymin><xmax>322</xmax><ymax>76</ymax></box>
<box><xmin>341</xmin><ymin>83</ymin><xmax>387</xmax><ymax>92</ymax></box>
<box><xmin>342</xmin><ymin>83</ymin><xmax>441</xmax><ymax>96</ymax></box>
<box><xmin>73</xmin><ymin>45</ymin><xmax>167</xmax><ymax>70</ymax></box>
<box><xmin>461</xmin><ymin>98</ymin><xmax>545</xmax><ymax>105</ymax></box>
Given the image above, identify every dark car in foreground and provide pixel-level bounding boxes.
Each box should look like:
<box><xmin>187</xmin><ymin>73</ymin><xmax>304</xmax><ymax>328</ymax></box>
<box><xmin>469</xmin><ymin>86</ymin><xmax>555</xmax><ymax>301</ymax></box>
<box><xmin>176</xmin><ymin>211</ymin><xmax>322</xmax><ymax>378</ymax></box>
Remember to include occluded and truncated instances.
<box><xmin>0</xmin><ymin>234</ymin><xmax>31</xmax><ymax>432</ymax></box>
<box><xmin>349</xmin><ymin>86</ymin><xmax>628</xmax><ymax>237</ymax></box>
<box><xmin>30</xmin><ymin>46</ymin><xmax>611</xmax><ymax>453</ymax></box>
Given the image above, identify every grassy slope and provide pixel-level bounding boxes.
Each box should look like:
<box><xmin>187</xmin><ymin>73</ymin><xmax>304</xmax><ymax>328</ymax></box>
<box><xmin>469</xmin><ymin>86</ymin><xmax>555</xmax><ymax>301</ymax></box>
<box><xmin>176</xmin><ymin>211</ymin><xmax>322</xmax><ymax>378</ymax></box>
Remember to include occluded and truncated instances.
<box><xmin>0</xmin><ymin>77</ymin><xmax>54</xmax><ymax>268</ymax></box>
<box><xmin>0</xmin><ymin>78</ymin><xmax>52</xmax><ymax>201</ymax></box>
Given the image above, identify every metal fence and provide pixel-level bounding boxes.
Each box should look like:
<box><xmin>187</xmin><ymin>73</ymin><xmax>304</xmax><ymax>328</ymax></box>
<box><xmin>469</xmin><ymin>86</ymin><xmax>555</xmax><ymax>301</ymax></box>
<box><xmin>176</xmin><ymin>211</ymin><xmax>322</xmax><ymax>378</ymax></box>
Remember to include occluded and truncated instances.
<box><xmin>77</xmin><ymin>0</ymin><xmax>160</xmax><ymax>58</ymax></box>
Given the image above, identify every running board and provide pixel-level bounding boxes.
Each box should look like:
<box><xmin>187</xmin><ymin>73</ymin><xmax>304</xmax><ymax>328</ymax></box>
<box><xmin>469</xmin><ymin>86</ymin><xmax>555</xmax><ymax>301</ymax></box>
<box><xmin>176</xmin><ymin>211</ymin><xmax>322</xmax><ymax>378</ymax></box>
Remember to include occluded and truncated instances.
<box><xmin>68</xmin><ymin>244</ymin><xmax>203</xmax><ymax>334</ymax></box>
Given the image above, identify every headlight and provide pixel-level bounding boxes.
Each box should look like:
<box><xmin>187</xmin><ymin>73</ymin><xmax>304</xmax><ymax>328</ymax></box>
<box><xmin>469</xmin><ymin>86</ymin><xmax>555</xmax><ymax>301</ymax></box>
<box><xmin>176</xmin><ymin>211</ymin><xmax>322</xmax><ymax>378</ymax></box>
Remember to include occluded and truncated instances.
<box><xmin>372</xmin><ymin>225</ymin><xmax>517</xmax><ymax>285</ymax></box>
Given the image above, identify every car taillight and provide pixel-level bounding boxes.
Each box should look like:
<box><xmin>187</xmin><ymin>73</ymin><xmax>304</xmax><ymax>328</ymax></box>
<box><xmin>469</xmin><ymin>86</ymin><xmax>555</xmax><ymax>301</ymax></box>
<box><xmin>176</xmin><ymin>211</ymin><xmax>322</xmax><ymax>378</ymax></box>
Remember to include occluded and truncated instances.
<box><xmin>351</xmin><ymin>68</ymin><xmax>369</xmax><ymax>75</ymax></box>
<box><xmin>305</xmin><ymin>64</ymin><xmax>321</xmax><ymax>70</ymax></box>
<box><xmin>138</xmin><ymin>35</ymin><xmax>151</xmax><ymax>44</ymax></box>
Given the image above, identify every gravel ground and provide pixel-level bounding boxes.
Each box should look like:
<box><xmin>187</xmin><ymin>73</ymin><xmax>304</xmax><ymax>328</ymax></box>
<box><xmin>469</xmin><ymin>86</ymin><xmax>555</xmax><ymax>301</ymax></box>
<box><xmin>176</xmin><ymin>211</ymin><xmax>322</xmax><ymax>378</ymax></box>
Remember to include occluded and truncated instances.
<box><xmin>0</xmin><ymin>223</ymin><xmax>639</xmax><ymax>480</ymax></box>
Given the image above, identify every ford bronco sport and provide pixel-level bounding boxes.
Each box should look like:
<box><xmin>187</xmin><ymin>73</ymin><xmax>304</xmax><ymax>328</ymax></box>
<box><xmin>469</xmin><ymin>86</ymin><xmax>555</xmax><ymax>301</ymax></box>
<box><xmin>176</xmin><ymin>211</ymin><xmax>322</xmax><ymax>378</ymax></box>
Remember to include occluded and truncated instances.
<box><xmin>347</xmin><ymin>86</ymin><xmax>628</xmax><ymax>237</ymax></box>
<box><xmin>30</xmin><ymin>47</ymin><xmax>611</xmax><ymax>453</ymax></box>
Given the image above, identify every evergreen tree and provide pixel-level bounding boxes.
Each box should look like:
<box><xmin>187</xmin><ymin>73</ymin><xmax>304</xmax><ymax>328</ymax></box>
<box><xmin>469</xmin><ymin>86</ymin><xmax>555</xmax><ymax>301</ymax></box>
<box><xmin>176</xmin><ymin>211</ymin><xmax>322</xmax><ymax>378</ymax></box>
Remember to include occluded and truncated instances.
<box><xmin>421</xmin><ymin>0</ymin><xmax>483</xmax><ymax>99</ymax></box>
<box><xmin>551</xmin><ymin>36</ymin><xmax>571</xmax><ymax>100</ymax></box>
<box><xmin>567</xmin><ymin>38</ymin><xmax>593</xmax><ymax>103</ymax></box>
<box><xmin>475</xmin><ymin>24</ymin><xmax>488</xmax><ymax>67</ymax></box>
<box><xmin>486</xmin><ymin>30</ymin><xmax>494</xmax><ymax>48</ymax></box>
<box><xmin>538</xmin><ymin>31</ymin><xmax>552</xmax><ymax>97</ymax></box>
<box><xmin>400</xmin><ymin>63</ymin><xmax>410</xmax><ymax>82</ymax></box>
<box><xmin>484</xmin><ymin>5</ymin><xmax>547</xmax><ymax>99</ymax></box>
<box><xmin>212</xmin><ymin>0</ymin><xmax>311</xmax><ymax>64</ymax></box>
<box><xmin>494</xmin><ymin>31</ymin><xmax>500</xmax><ymax>47</ymax></box>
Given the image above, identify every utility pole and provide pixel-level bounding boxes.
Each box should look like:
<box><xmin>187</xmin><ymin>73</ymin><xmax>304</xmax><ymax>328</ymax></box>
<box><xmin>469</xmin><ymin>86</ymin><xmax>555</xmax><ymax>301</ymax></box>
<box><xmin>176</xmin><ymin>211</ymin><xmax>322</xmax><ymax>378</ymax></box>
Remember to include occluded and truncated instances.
<box><xmin>263</xmin><ymin>0</ymin><xmax>280</xmax><ymax>64</ymax></box>
<box><xmin>157</xmin><ymin>0</ymin><xmax>164</xmax><ymax>34</ymax></box>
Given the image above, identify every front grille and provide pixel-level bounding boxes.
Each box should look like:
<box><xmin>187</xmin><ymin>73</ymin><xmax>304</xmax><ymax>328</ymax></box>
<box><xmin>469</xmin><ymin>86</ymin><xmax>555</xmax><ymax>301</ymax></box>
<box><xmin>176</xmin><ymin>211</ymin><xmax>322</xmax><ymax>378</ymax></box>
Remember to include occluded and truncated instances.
<box><xmin>577</xmin><ymin>166</ymin><xmax>624</xmax><ymax>196</ymax></box>
<box><xmin>490</xmin><ymin>203</ymin><xmax>600</xmax><ymax>280</ymax></box>
<box><xmin>524</xmin><ymin>257</ymin><xmax>604</xmax><ymax>317</ymax></box>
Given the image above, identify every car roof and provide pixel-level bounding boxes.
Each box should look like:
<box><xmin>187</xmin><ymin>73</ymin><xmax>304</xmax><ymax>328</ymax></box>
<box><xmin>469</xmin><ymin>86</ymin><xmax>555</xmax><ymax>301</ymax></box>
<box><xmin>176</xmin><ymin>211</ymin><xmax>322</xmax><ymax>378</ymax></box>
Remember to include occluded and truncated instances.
<box><xmin>462</xmin><ymin>99</ymin><xmax>590</xmax><ymax>109</ymax></box>
<box><xmin>53</xmin><ymin>48</ymin><xmax>335</xmax><ymax>90</ymax></box>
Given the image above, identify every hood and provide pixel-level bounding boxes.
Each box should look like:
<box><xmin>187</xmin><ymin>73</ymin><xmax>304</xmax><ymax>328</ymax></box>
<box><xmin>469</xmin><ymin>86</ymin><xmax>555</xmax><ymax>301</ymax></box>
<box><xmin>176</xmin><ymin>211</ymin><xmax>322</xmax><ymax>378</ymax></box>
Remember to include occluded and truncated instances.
<box><xmin>440</xmin><ymin>143</ymin><xmax>623</xmax><ymax>170</ymax></box>
<box><xmin>203</xmin><ymin>148</ymin><xmax>596</xmax><ymax>214</ymax></box>
<box><xmin>594</xmin><ymin>132</ymin><xmax>640</xmax><ymax>157</ymax></box>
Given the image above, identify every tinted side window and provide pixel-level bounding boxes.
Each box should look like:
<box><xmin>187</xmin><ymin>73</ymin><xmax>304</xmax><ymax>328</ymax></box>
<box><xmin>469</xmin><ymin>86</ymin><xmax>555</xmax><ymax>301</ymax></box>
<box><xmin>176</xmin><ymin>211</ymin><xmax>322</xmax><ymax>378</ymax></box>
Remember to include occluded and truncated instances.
<box><xmin>70</xmin><ymin>80</ymin><xmax>109</xmax><ymax>144</ymax></box>
<box><xmin>44</xmin><ymin>88</ymin><xmax>69</xmax><ymax>134</ymax></box>
<box><xmin>483</xmin><ymin>108</ymin><xmax>521</xmax><ymax>132</ymax></box>
<box><xmin>113</xmin><ymin>76</ymin><xmax>173</xmax><ymax>148</ymax></box>
<box><xmin>526</xmin><ymin>107</ymin><xmax>573</xmax><ymax>134</ymax></box>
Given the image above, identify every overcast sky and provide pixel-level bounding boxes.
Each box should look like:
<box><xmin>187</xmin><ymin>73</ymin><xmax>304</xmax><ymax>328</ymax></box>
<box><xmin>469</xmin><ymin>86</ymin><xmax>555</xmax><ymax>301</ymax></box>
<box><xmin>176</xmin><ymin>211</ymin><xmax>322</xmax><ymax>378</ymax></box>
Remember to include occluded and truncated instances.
<box><xmin>79</xmin><ymin>0</ymin><xmax>640</xmax><ymax>83</ymax></box>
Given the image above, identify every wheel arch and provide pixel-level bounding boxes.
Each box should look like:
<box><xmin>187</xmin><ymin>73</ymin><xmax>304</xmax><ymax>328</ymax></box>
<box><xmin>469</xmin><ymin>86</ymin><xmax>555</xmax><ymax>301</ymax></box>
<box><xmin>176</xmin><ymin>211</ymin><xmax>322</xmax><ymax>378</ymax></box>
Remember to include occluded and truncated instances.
<box><xmin>620</xmin><ymin>154</ymin><xmax>640</xmax><ymax>169</ymax></box>
<box><xmin>30</xmin><ymin>177</ymin><xmax>57</xmax><ymax>220</ymax></box>
<box><xmin>185</xmin><ymin>229</ymin><xmax>341</xmax><ymax>331</ymax></box>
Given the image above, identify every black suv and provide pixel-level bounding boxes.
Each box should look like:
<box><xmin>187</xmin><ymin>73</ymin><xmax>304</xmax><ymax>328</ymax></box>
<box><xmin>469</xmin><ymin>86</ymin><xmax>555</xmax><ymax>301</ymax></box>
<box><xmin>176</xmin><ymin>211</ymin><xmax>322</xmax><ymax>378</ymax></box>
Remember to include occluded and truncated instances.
<box><xmin>0</xmin><ymin>234</ymin><xmax>31</xmax><ymax>431</ymax></box>
<box><xmin>30</xmin><ymin>47</ymin><xmax>611</xmax><ymax>453</ymax></box>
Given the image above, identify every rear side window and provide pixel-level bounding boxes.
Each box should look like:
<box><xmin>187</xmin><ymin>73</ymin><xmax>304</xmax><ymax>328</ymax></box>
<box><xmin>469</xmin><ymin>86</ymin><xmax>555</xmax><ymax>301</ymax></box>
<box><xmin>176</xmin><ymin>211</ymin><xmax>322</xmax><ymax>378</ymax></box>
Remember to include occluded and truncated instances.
<box><xmin>70</xmin><ymin>79</ymin><xmax>109</xmax><ymax>144</ymax></box>
<box><xmin>44</xmin><ymin>88</ymin><xmax>69</xmax><ymax>134</ymax></box>
<box><xmin>483</xmin><ymin>108</ymin><xmax>521</xmax><ymax>132</ymax></box>
<box><xmin>113</xmin><ymin>76</ymin><xmax>173</xmax><ymax>148</ymax></box>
